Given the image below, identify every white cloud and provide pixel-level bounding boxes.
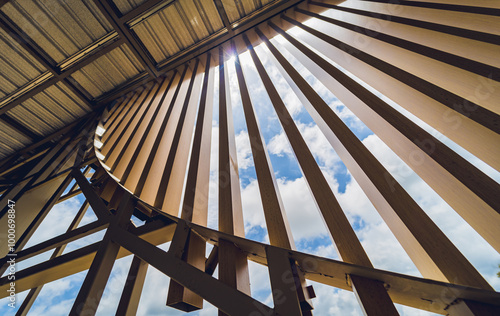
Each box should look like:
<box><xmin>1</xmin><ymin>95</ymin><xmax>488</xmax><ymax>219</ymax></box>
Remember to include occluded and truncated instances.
<box><xmin>267</xmin><ymin>131</ymin><xmax>292</xmax><ymax>157</ymax></box>
<box><xmin>234</xmin><ymin>130</ymin><xmax>253</xmax><ymax>170</ymax></box>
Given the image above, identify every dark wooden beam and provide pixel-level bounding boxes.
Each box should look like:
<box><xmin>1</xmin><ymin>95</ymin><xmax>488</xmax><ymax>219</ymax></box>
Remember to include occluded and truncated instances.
<box><xmin>94</xmin><ymin>0</ymin><xmax>159</xmax><ymax>78</ymax></box>
<box><xmin>0</xmin><ymin>114</ymin><xmax>39</xmax><ymax>140</ymax></box>
<box><xmin>213</xmin><ymin>0</ymin><xmax>232</xmax><ymax>30</ymax></box>
<box><xmin>0</xmin><ymin>11</ymin><xmax>57</xmax><ymax>75</ymax></box>
<box><xmin>0</xmin><ymin>37</ymin><xmax>124</xmax><ymax>116</ymax></box>
<box><xmin>120</xmin><ymin>0</ymin><xmax>174</xmax><ymax>24</ymax></box>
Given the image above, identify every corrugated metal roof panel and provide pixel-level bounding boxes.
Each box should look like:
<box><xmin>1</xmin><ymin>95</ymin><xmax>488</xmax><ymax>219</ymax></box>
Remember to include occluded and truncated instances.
<box><xmin>1</xmin><ymin>0</ymin><xmax>113</xmax><ymax>63</ymax></box>
<box><xmin>133</xmin><ymin>0</ymin><xmax>223</xmax><ymax>64</ymax></box>
<box><xmin>70</xmin><ymin>45</ymin><xmax>145</xmax><ymax>98</ymax></box>
<box><xmin>0</xmin><ymin>28</ymin><xmax>46</xmax><ymax>100</ymax></box>
<box><xmin>221</xmin><ymin>0</ymin><xmax>275</xmax><ymax>23</ymax></box>
<box><xmin>8</xmin><ymin>101</ymin><xmax>60</xmax><ymax>136</ymax></box>
<box><xmin>31</xmin><ymin>82</ymin><xmax>91</xmax><ymax>123</ymax></box>
<box><xmin>113</xmin><ymin>0</ymin><xmax>149</xmax><ymax>15</ymax></box>
<box><xmin>0</xmin><ymin>119</ymin><xmax>31</xmax><ymax>152</ymax></box>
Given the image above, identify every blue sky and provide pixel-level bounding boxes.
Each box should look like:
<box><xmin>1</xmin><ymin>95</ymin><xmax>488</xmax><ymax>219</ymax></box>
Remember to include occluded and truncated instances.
<box><xmin>2</xmin><ymin>12</ymin><xmax>500</xmax><ymax>316</ymax></box>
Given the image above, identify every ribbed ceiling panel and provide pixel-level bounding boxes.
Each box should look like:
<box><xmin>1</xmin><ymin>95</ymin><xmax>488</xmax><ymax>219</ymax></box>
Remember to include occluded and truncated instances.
<box><xmin>70</xmin><ymin>45</ymin><xmax>145</xmax><ymax>98</ymax></box>
<box><xmin>132</xmin><ymin>0</ymin><xmax>223</xmax><ymax>63</ymax></box>
<box><xmin>1</xmin><ymin>0</ymin><xmax>113</xmax><ymax>63</ymax></box>
<box><xmin>113</xmin><ymin>0</ymin><xmax>149</xmax><ymax>15</ymax></box>
<box><xmin>0</xmin><ymin>28</ymin><xmax>46</xmax><ymax>100</ymax></box>
<box><xmin>0</xmin><ymin>119</ymin><xmax>31</xmax><ymax>154</ymax></box>
<box><xmin>32</xmin><ymin>82</ymin><xmax>91</xmax><ymax>120</ymax></box>
<box><xmin>221</xmin><ymin>0</ymin><xmax>275</xmax><ymax>23</ymax></box>
<box><xmin>8</xmin><ymin>102</ymin><xmax>62</xmax><ymax>137</ymax></box>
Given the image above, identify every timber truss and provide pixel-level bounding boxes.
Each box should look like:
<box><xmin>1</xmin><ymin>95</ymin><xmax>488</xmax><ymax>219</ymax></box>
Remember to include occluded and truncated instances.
<box><xmin>0</xmin><ymin>107</ymin><xmax>498</xmax><ymax>316</ymax></box>
<box><xmin>1</xmin><ymin>1</ymin><xmax>500</xmax><ymax>315</ymax></box>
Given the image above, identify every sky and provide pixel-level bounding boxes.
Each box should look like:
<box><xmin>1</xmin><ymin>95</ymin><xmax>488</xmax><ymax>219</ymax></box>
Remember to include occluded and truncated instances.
<box><xmin>1</xmin><ymin>9</ymin><xmax>500</xmax><ymax>316</ymax></box>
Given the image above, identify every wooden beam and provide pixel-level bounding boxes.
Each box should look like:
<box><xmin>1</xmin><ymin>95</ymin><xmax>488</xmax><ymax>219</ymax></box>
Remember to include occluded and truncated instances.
<box><xmin>69</xmin><ymin>192</ymin><xmax>136</xmax><ymax>316</ymax></box>
<box><xmin>93</xmin><ymin>0</ymin><xmax>159</xmax><ymax>77</ymax></box>
<box><xmin>115</xmin><ymin>256</ymin><xmax>148</xmax><ymax>316</ymax></box>
<box><xmin>217</xmin><ymin>45</ymin><xmax>251</xmax><ymax>316</ymax></box>
<box><xmin>266</xmin><ymin>246</ymin><xmax>303</xmax><ymax>316</ymax></box>
<box><xmin>116</xmin><ymin>74</ymin><xmax>177</xmax><ymax>184</ymax></box>
<box><xmin>15</xmin><ymin>200</ymin><xmax>91</xmax><ymax>316</ymax></box>
<box><xmin>167</xmin><ymin>54</ymin><xmax>214</xmax><ymax>311</ymax></box>
<box><xmin>270</xmin><ymin>20</ymin><xmax>500</xmax><ymax>254</ymax></box>
<box><xmin>72</xmin><ymin>169</ymin><xmax>109</xmax><ymax>219</ymax></box>
<box><xmin>114</xmin><ymin>226</ymin><xmax>275</xmax><ymax>316</ymax></box>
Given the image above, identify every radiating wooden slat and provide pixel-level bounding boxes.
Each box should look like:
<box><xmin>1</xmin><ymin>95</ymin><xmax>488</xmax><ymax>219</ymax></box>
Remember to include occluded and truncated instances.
<box><xmin>310</xmin><ymin>2</ymin><xmax>500</xmax><ymax>68</ymax></box>
<box><xmin>133</xmin><ymin>66</ymin><xmax>189</xmax><ymax>198</ymax></box>
<box><xmin>281</xmin><ymin>15</ymin><xmax>500</xmax><ymax>172</ymax></box>
<box><xmin>101</xmin><ymin>89</ymin><xmax>143</xmax><ymax>144</ymax></box>
<box><xmin>139</xmin><ymin>66</ymin><xmax>194</xmax><ymax>205</ymax></box>
<box><xmin>259</xmin><ymin>25</ymin><xmax>495</xmax><ymax>289</ymax></box>
<box><xmin>242</xmin><ymin>33</ymin><xmax>370</xmax><ymax>267</ymax></box>
<box><xmin>217</xmin><ymin>44</ymin><xmax>251</xmax><ymax>316</ymax></box>
<box><xmin>269</xmin><ymin>20</ymin><xmax>500</xmax><ymax>255</ymax></box>
<box><xmin>243</xmin><ymin>30</ymin><xmax>400</xmax><ymax>316</ymax></box>
<box><xmin>157</xmin><ymin>58</ymin><xmax>205</xmax><ymax>213</ymax></box>
<box><xmin>166</xmin><ymin>53</ymin><xmax>215</xmax><ymax>311</ymax></box>
<box><xmin>107</xmin><ymin>79</ymin><xmax>167</xmax><ymax>171</ymax></box>
<box><xmin>100</xmin><ymin>87</ymin><xmax>150</xmax><ymax>156</ymax></box>
<box><xmin>102</xmin><ymin>93</ymin><xmax>133</xmax><ymax>130</ymax></box>
<box><xmin>121</xmin><ymin>71</ymin><xmax>181</xmax><ymax>189</ymax></box>
<box><xmin>113</xmin><ymin>74</ymin><xmax>177</xmax><ymax>182</ymax></box>
<box><xmin>296</xmin><ymin>8</ymin><xmax>500</xmax><ymax>114</ymax></box>
<box><xmin>233</xmin><ymin>38</ymin><xmax>314</xmax><ymax>312</ymax></box>
<box><xmin>101</xmin><ymin>83</ymin><xmax>158</xmax><ymax>161</ymax></box>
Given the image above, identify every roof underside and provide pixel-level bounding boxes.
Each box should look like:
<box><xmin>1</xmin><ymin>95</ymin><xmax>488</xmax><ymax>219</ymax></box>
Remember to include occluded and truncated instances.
<box><xmin>0</xmin><ymin>0</ymin><xmax>301</xmax><ymax>160</ymax></box>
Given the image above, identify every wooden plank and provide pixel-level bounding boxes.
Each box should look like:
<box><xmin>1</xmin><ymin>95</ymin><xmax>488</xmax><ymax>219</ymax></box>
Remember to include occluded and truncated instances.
<box><xmin>258</xmin><ymin>25</ymin><xmax>493</xmax><ymax>289</ymax></box>
<box><xmin>167</xmin><ymin>53</ymin><xmax>214</xmax><ymax>311</ymax></box>
<box><xmin>265</xmin><ymin>246</ymin><xmax>303</xmax><ymax>316</ymax></box>
<box><xmin>115</xmin><ymin>256</ymin><xmax>148</xmax><ymax>316</ymax></box>
<box><xmin>15</xmin><ymin>200</ymin><xmax>91</xmax><ymax>316</ymax></box>
<box><xmin>69</xmin><ymin>193</ymin><xmax>136</xmax><ymax>316</ymax></box>
<box><xmin>281</xmin><ymin>14</ymin><xmax>500</xmax><ymax>171</ymax></box>
<box><xmin>270</xmin><ymin>20</ymin><xmax>500</xmax><ymax>255</ymax></box>
<box><xmin>217</xmin><ymin>45</ymin><xmax>251</xmax><ymax>316</ymax></box>
<box><xmin>114</xmin><ymin>226</ymin><xmax>274</xmax><ymax>315</ymax></box>
<box><xmin>242</xmin><ymin>33</ymin><xmax>371</xmax><ymax>267</ymax></box>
